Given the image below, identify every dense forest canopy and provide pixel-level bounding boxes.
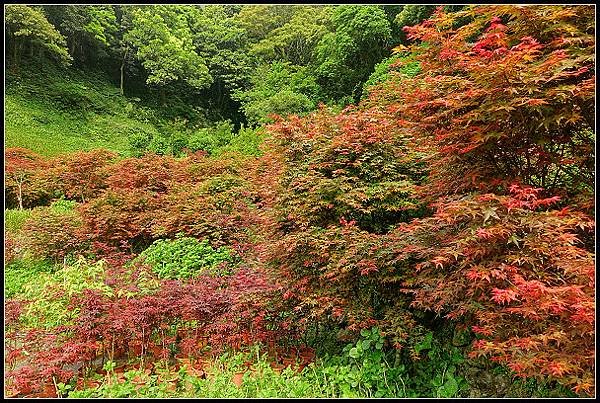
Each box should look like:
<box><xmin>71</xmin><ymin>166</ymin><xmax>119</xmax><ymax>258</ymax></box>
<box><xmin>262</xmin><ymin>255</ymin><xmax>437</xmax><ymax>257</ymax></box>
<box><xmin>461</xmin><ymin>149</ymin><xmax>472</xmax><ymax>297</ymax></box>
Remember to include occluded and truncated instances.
<box><xmin>4</xmin><ymin>4</ymin><xmax>595</xmax><ymax>399</ymax></box>
<box><xmin>6</xmin><ymin>4</ymin><xmax>438</xmax><ymax>128</ymax></box>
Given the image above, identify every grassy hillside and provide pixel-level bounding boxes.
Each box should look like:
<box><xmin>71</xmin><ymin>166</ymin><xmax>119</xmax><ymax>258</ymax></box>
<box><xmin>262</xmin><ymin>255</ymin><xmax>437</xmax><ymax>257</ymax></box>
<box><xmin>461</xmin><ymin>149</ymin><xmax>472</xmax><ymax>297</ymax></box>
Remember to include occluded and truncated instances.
<box><xmin>5</xmin><ymin>63</ymin><xmax>161</xmax><ymax>156</ymax></box>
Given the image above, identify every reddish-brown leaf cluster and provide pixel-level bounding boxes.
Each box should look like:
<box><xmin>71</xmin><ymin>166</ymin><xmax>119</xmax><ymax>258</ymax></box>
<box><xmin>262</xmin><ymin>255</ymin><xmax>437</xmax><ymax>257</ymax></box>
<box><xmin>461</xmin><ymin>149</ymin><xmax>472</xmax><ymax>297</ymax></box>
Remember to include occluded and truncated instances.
<box><xmin>367</xmin><ymin>5</ymin><xmax>594</xmax><ymax>203</ymax></box>
<box><xmin>393</xmin><ymin>186</ymin><xmax>594</xmax><ymax>393</ymax></box>
<box><xmin>264</xmin><ymin>4</ymin><xmax>595</xmax><ymax>395</ymax></box>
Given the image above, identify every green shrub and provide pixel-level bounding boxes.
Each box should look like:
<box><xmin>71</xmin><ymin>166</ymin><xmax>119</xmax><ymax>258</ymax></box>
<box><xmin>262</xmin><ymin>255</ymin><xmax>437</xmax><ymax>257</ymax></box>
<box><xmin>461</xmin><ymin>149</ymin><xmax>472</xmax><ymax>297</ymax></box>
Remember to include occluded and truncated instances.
<box><xmin>188</xmin><ymin>120</ymin><xmax>235</xmax><ymax>155</ymax></box>
<box><xmin>14</xmin><ymin>257</ymin><xmax>113</xmax><ymax>329</ymax></box>
<box><xmin>49</xmin><ymin>81</ymin><xmax>110</xmax><ymax>115</ymax></box>
<box><xmin>189</xmin><ymin>348</ymin><xmax>327</xmax><ymax>398</ymax></box>
<box><xmin>215</xmin><ymin>126</ymin><xmax>265</xmax><ymax>157</ymax></box>
<box><xmin>49</xmin><ymin>198</ymin><xmax>78</xmax><ymax>212</ymax></box>
<box><xmin>315</xmin><ymin>327</ymin><xmax>408</xmax><ymax>398</ymax></box>
<box><xmin>69</xmin><ymin>350</ymin><xmax>327</xmax><ymax>398</ymax></box>
<box><xmin>362</xmin><ymin>53</ymin><xmax>420</xmax><ymax>96</ymax></box>
<box><xmin>127</xmin><ymin>129</ymin><xmax>154</xmax><ymax>157</ymax></box>
<box><xmin>170</xmin><ymin>132</ymin><xmax>189</xmax><ymax>157</ymax></box>
<box><xmin>22</xmin><ymin>204</ymin><xmax>84</xmax><ymax>261</ymax></box>
<box><xmin>68</xmin><ymin>366</ymin><xmax>175</xmax><ymax>398</ymax></box>
<box><xmin>403</xmin><ymin>331</ymin><xmax>469</xmax><ymax>398</ymax></box>
<box><xmin>135</xmin><ymin>235</ymin><xmax>234</xmax><ymax>280</ymax></box>
<box><xmin>4</xmin><ymin>208</ymin><xmax>32</xmax><ymax>234</ymax></box>
<box><xmin>234</xmin><ymin>62</ymin><xmax>323</xmax><ymax>125</ymax></box>
<box><xmin>147</xmin><ymin>135</ymin><xmax>171</xmax><ymax>155</ymax></box>
<box><xmin>242</xmin><ymin>90</ymin><xmax>314</xmax><ymax>125</ymax></box>
<box><xmin>4</xmin><ymin>257</ymin><xmax>55</xmax><ymax>298</ymax></box>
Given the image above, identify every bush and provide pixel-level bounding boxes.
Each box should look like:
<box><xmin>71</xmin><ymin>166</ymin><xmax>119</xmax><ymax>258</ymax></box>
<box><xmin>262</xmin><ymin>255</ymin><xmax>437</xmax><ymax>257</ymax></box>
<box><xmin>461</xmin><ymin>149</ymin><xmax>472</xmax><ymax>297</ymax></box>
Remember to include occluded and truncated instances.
<box><xmin>316</xmin><ymin>327</ymin><xmax>408</xmax><ymax>398</ymax></box>
<box><xmin>188</xmin><ymin>121</ymin><xmax>235</xmax><ymax>155</ymax></box>
<box><xmin>243</xmin><ymin>90</ymin><xmax>314</xmax><ymax>125</ymax></box>
<box><xmin>4</xmin><ymin>208</ymin><xmax>32</xmax><ymax>234</ymax></box>
<box><xmin>49</xmin><ymin>198</ymin><xmax>77</xmax><ymax>212</ymax></box>
<box><xmin>5</xmin><ymin>147</ymin><xmax>53</xmax><ymax>209</ymax></box>
<box><xmin>395</xmin><ymin>187</ymin><xmax>595</xmax><ymax>395</ymax></box>
<box><xmin>5</xmin><ymin>257</ymin><xmax>55</xmax><ymax>299</ymax></box>
<box><xmin>78</xmin><ymin>188</ymin><xmax>161</xmax><ymax>254</ymax></box>
<box><xmin>170</xmin><ymin>132</ymin><xmax>189</xmax><ymax>157</ymax></box>
<box><xmin>12</xmin><ymin>257</ymin><xmax>113</xmax><ymax>329</ymax></box>
<box><xmin>234</xmin><ymin>62</ymin><xmax>323</xmax><ymax>125</ymax></box>
<box><xmin>47</xmin><ymin>149</ymin><xmax>117</xmax><ymax>203</ymax></box>
<box><xmin>266</xmin><ymin>105</ymin><xmax>426</xmax><ymax>340</ymax></box>
<box><xmin>22</xmin><ymin>204</ymin><xmax>84</xmax><ymax>261</ymax></box>
<box><xmin>135</xmin><ymin>235</ymin><xmax>234</xmax><ymax>279</ymax></box>
<box><xmin>127</xmin><ymin>129</ymin><xmax>153</xmax><ymax>157</ymax></box>
<box><xmin>215</xmin><ymin>126</ymin><xmax>265</xmax><ymax>157</ymax></box>
<box><xmin>147</xmin><ymin>135</ymin><xmax>171</xmax><ymax>156</ymax></box>
<box><xmin>362</xmin><ymin>53</ymin><xmax>420</xmax><ymax>96</ymax></box>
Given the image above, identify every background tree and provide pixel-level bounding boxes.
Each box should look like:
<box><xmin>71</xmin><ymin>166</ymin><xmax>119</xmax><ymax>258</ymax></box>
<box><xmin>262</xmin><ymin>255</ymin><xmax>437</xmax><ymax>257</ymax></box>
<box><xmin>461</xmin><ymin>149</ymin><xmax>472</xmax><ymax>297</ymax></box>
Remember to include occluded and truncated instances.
<box><xmin>189</xmin><ymin>5</ymin><xmax>254</xmax><ymax>122</ymax></box>
<box><xmin>250</xmin><ymin>6</ymin><xmax>333</xmax><ymax>66</ymax></box>
<box><xmin>124</xmin><ymin>5</ymin><xmax>212</xmax><ymax>104</ymax></box>
<box><xmin>234</xmin><ymin>62</ymin><xmax>323</xmax><ymax>125</ymax></box>
<box><xmin>5</xmin><ymin>148</ymin><xmax>47</xmax><ymax>210</ymax></box>
<box><xmin>314</xmin><ymin>5</ymin><xmax>392</xmax><ymax>102</ymax></box>
<box><xmin>5</xmin><ymin>5</ymin><xmax>72</xmax><ymax>71</ymax></box>
<box><xmin>43</xmin><ymin>5</ymin><xmax>118</xmax><ymax>67</ymax></box>
<box><xmin>234</xmin><ymin>5</ymin><xmax>296</xmax><ymax>45</ymax></box>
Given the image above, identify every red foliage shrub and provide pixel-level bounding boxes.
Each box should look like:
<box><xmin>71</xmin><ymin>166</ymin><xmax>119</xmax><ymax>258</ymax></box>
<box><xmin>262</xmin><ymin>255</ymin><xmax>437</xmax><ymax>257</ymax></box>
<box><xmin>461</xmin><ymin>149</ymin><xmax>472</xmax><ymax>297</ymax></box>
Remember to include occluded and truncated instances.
<box><xmin>205</xmin><ymin>267</ymin><xmax>288</xmax><ymax>350</ymax></box>
<box><xmin>264</xmin><ymin>106</ymin><xmax>427</xmax><ymax>345</ymax></box>
<box><xmin>5</xmin><ymin>300</ymin><xmax>24</xmax><ymax>329</ymax></box>
<box><xmin>104</xmin><ymin>153</ymin><xmax>187</xmax><ymax>194</ymax></box>
<box><xmin>394</xmin><ymin>185</ymin><xmax>595</xmax><ymax>395</ymax></box>
<box><xmin>152</xmin><ymin>176</ymin><xmax>262</xmax><ymax>250</ymax></box>
<box><xmin>5</xmin><ymin>329</ymin><xmax>80</xmax><ymax>397</ymax></box>
<box><xmin>267</xmin><ymin>106</ymin><xmax>425</xmax><ymax>233</ymax></box>
<box><xmin>22</xmin><ymin>206</ymin><xmax>85</xmax><ymax>261</ymax></box>
<box><xmin>35</xmin><ymin>267</ymin><xmax>283</xmax><ymax>367</ymax></box>
<box><xmin>4</xmin><ymin>263</ymin><xmax>285</xmax><ymax>395</ymax></box>
<box><xmin>4</xmin><ymin>148</ymin><xmax>51</xmax><ymax>209</ymax></box>
<box><xmin>45</xmin><ymin>149</ymin><xmax>118</xmax><ymax>203</ymax></box>
<box><xmin>78</xmin><ymin>188</ymin><xmax>162</xmax><ymax>254</ymax></box>
<box><xmin>366</xmin><ymin>5</ymin><xmax>594</xmax><ymax>202</ymax></box>
<box><xmin>5</xmin><ymin>236</ymin><xmax>19</xmax><ymax>264</ymax></box>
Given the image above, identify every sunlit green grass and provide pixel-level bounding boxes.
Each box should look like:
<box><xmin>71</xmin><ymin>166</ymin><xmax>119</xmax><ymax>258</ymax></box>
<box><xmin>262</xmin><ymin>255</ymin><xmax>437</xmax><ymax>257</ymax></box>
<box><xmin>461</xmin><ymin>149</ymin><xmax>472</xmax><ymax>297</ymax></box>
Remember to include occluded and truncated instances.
<box><xmin>4</xmin><ymin>208</ymin><xmax>32</xmax><ymax>234</ymax></box>
<box><xmin>4</xmin><ymin>95</ymin><xmax>149</xmax><ymax>156</ymax></box>
<box><xmin>4</xmin><ymin>63</ymin><xmax>162</xmax><ymax>156</ymax></box>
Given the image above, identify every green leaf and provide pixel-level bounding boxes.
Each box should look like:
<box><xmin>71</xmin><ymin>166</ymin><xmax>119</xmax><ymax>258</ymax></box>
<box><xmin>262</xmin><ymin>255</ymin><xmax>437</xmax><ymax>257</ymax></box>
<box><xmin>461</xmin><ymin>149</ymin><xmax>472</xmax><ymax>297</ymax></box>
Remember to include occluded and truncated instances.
<box><xmin>439</xmin><ymin>377</ymin><xmax>459</xmax><ymax>397</ymax></box>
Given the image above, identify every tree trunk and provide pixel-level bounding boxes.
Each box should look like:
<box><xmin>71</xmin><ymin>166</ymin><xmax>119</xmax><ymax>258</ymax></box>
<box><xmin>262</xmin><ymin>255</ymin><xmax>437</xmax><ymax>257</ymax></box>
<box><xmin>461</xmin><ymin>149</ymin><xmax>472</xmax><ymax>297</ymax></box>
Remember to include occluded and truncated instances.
<box><xmin>160</xmin><ymin>87</ymin><xmax>166</xmax><ymax>106</ymax></box>
<box><xmin>120</xmin><ymin>47</ymin><xmax>129</xmax><ymax>96</ymax></box>
<box><xmin>120</xmin><ymin>63</ymin><xmax>125</xmax><ymax>96</ymax></box>
<box><xmin>12</xmin><ymin>39</ymin><xmax>21</xmax><ymax>73</ymax></box>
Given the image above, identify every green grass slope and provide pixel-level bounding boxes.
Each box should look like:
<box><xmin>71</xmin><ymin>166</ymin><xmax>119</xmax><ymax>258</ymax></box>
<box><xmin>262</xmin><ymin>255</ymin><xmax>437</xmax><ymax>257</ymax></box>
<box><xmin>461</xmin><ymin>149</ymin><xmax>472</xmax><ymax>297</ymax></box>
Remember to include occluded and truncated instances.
<box><xmin>5</xmin><ymin>63</ymin><xmax>160</xmax><ymax>156</ymax></box>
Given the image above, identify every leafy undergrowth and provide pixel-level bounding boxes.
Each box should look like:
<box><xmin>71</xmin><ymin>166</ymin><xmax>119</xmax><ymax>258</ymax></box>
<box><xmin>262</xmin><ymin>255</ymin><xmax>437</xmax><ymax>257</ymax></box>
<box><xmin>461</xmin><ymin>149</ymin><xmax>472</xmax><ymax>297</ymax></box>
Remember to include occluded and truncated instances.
<box><xmin>5</xmin><ymin>62</ymin><xmax>265</xmax><ymax>158</ymax></box>
<box><xmin>5</xmin><ymin>65</ymin><xmax>153</xmax><ymax>157</ymax></box>
<box><xmin>134</xmin><ymin>235</ymin><xmax>235</xmax><ymax>279</ymax></box>
<box><xmin>5</xmin><ymin>328</ymin><xmax>461</xmax><ymax>398</ymax></box>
